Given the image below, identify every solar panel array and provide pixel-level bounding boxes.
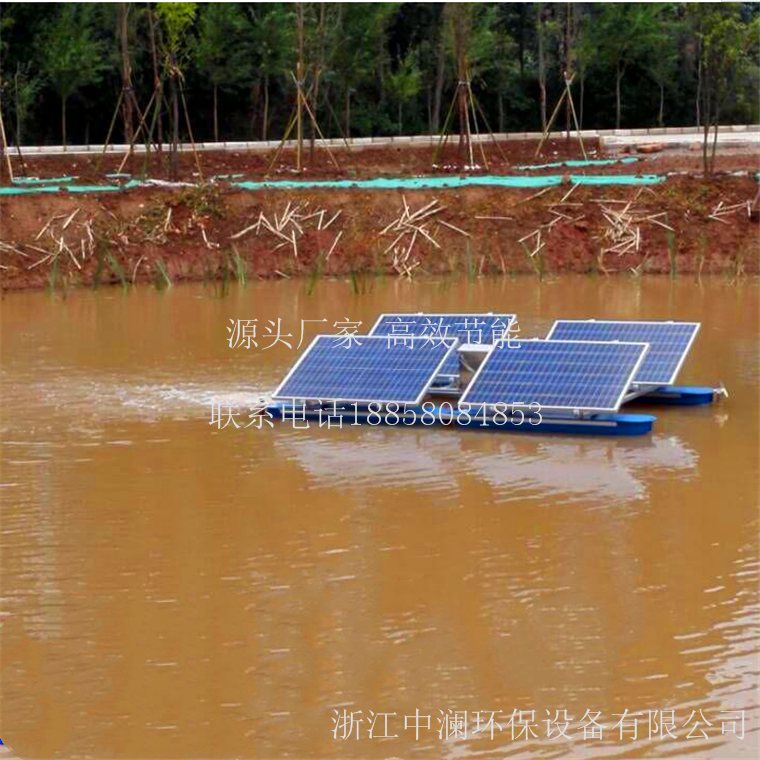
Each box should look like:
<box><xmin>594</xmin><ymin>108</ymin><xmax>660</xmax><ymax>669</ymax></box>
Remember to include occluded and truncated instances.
<box><xmin>370</xmin><ymin>313</ymin><xmax>516</xmax><ymax>377</ymax></box>
<box><xmin>547</xmin><ymin>320</ymin><xmax>700</xmax><ymax>385</ymax></box>
<box><xmin>460</xmin><ymin>339</ymin><xmax>649</xmax><ymax>413</ymax></box>
<box><xmin>272</xmin><ymin>334</ymin><xmax>457</xmax><ymax>404</ymax></box>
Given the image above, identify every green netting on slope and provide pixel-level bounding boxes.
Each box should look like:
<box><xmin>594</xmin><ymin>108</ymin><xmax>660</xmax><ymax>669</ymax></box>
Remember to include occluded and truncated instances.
<box><xmin>65</xmin><ymin>184</ymin><xmax>122</xmax><ymax>193</ymax></box>
<box><xmin>515</xmin><ymin>157</ymin><xmax>639</xmax><ymax>171</ymax></box>
<box><xmin>232</xmin><ymin>175</ymin><xmax>565</xmax><ymax>190</ymax></box>
<box><xmin>0</xmin><ymin>185</ymin><xmax>61</xmax><ymax>195</ymax></box>
<box><xmin>12</xmin><ymin>176</ymin><xmax>77</xmax><ymax>184</ymax></box>
<box><xmin>571</xmin><ymin>174</ymin><xmax>665</xmax><ymax>185</ymax></box>
<box><xmin>232</xmin><ymin>173</ymin><xmax>664</xmax><ymax>190</ymax></box>
<box><xmin>67</xmin><ymin>179</ymin><xmax>145</xmax><ymax>192</ymax></box>
<box><xmin>0</xmin><ymin>172</ymin><xmax>666</xmax><ymax>195</ymax></box>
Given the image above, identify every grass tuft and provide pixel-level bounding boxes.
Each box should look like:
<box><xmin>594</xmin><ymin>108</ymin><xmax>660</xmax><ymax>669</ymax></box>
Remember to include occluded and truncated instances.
<box><xmin>154</xmin><ymin>257</ymin><xmax>172</xmax><ymax>289</ymax></box>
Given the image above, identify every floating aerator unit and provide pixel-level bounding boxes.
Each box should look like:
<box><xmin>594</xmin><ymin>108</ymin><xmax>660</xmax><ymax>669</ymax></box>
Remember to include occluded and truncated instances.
<box><xmin>267</xmin><ymin>314</ymin><xmax>718</xmax><ymax>437</ymax></box>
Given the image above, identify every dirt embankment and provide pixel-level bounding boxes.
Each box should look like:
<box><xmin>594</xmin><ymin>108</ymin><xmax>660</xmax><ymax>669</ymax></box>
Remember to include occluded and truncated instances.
<box><xmin>2</xmin><ymin>139</ymin><xmax>758</xmax><ymax>291</ymax></box>
<box><xmin>3</xmin><ymin>137</ymin><xmax>758</xmax><ymax>183</ymax></box>
<box><xmin>3</xmin><ymin>138</ymin><xmax>601</xmax><ymax>184</ymax></box>
<box><xmin>1</xmin><ymin>173</ymin><xmax>757</xmax><ymax>292</ymax></box>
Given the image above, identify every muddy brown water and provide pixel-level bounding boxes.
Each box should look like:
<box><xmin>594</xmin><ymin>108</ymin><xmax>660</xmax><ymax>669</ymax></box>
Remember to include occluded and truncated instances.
<box><xmin>1</xmin><ymin>276</ymin><xmax>758</xmax><ymax>759</ymax></box>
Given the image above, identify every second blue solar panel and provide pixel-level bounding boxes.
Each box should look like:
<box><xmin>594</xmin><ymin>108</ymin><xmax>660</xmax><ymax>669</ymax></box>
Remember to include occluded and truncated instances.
<box><xmin>460</xmin><ymin>339</ymin><xmax>649</xmax><ymax>413</ymax></box>
<box><xmin>272</xmin><ymin>335</ymin><xmax>457</xmax><ymax>404</ymax></box>
<box><xmin>547</xmin><ymin>320</ymin><xmax>700</xmax><ymax>385</ymax></box>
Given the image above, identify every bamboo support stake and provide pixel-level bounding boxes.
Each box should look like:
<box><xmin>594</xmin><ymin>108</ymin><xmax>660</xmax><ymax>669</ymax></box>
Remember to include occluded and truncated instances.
<box><xmin>535</xmin><ymin>87</ymin><xmax>567</xmax><ymax>157</ymax></box>
<box><xmin>97</xmin><ymin>87</ymin><xmax>125</xmax><ymax>173</ymax></box>
<box><xmin>116</xmin><ymin>86</ymin><xmax>159</xmax><ymax>175</ymax></box>
<box><xmin>0</xmin><ymin>92</ymin><xmax>13</xmax><ymax>181</ymax></box>
<box><xmin>294</xmin><ymin>75</ymin><xmax>341</xmax><ymax>171</ymax></box>
<box><xmin>566</xmin><ymin>76</ymin><xmax>587</xmax><ymax>160</ymax></box>
<box><xmin>470</xmin><ymin>88</ymin><xmax>508</xmax><ymax>163</ymax></box>
<box><xmin>179</xmin><ymin>84</ymin><xmax>204</xmax><ymax>180</ymax></box>
<box><xmin>466</xmin><ymin>80</ymin><xmax>489</xmax><ymax>170</ymax></box>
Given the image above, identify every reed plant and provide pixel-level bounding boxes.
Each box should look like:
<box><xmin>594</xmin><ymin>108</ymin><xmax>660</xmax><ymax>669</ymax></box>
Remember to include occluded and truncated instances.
<box><xmin>154</xmin><ymin>257</ymin><xmax>172</xmax><ymax>289</ymax></box>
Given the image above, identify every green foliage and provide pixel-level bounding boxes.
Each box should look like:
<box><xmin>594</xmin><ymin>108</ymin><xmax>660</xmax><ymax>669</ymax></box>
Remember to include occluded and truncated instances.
<box><xmin>333</xmin><ymin>4</ymin><xmax>396</xmax><ymax>92</ymax></box>
<box><xmin>689</xmin><ymin>2</ymin><xmax>759</xmax><ymax>170</ymax></box>
<box><xmin>444</xmin><ymin>3</ymin><xmax>499</xmax><ymax>78</ymax></box>
<box><xmin>387</xmin><ymin>49</ymin><xmax>422</xmax><ymax>132</ymax></box>
<box><xmin>692</xmin><ymin>2</ymin><xmax>759</xmax><ymax>114</ymax></box>
<box><xmin>11</xmin><ymin>62</ymin><xmax>44</xmax><ymax>143</ymax></box>
<box><xmin>194</xmin><ymin>3</ymin><xmax>251</xmax><ymax>91</ymax></box>
<box><xmin>155</xmin><ymin>2</ymin><xmax>196</xmax><ymax>56</ymax></box>
<box><xmin>0</xmin><ymin>1</ymin><xmax>756</xmax><ymax>145</ymax></box>
<box><xmin>35</xmin><ymin>4</ymin><xmax>106</xmax><ymax>102</ymax></box>
<box><xmin>589</xmin><ymin>3</ymin><xmax>668</xmax><ymax>74</ymax></box>
<box><xmin>247</xmin><ymin>3</ymin><xmax>295</xmax><ymax>79</ymax></box>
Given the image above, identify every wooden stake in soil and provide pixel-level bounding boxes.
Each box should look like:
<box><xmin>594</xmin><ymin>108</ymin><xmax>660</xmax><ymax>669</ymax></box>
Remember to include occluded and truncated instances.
<box><xmin>534</xmin><ymin>73</ymin><xmax>586</xmax><ymax>159</ymax></box>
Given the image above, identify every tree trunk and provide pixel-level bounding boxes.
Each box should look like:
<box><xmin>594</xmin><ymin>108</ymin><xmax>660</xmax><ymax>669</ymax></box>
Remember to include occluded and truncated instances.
<box><xmin>309</xmin><ymin>3</ymin><xmax>326</xmax><ymax>161</ymax></box>
<box><xmin>426</xmin><ymin>86</ymin><xmax>432</xmax><ymax>134</ymax></box>
<box><xmin>296</xmin><ymin>3</ymin><xmax>304</xmax><ymax>170</ymax></box>
<box><xmin>518</xmin><ymin>3</ymin><xmax>526</xmax><ymax>75</ymax></box>
<box><xmin>262</xmin><ymin>75</ymin><xmax>269</xmax><ymax>141</ymax></box>
<box><xmin>695</xmin><ymin>42</ymin><xmax>702</xmax><ymax>127</ymax></box>
<box><xmin>537</xmin><ymin>4</ymin><xmax>547</xmax><ymax>131</ymax></box>
<box><xmin>398</xmin><ymin>101</ymin><xmax>403</xmax><ymax>136</ymax></box>
<box><xmin>62</xmin><ymin>95</ymin><xmax>67</xmax><ymax>149</ymax></box>
<box><xmin>147</xmin><ymin>7</ymin><xmax>163</xmax><ymax>153</ymax></box>
<box><xmin>564</xmin><ymin>3</ymin><xmax>573</xmax><ymax>138</ymax></box>
<box><xmin>344</xmin><ymin>86</ymin><xmax>350</xmax><ymax>138</ymax></box>
<box><xmin>213</xmin><ymin>84</ymin><xmax>218</xmax><ymax>143</ymax></box>
<box><xmin>658</xmin><ymin>83</ymin><xmax>665</xmax><ymax>128</ymax></box>
<box><xmin>615</xmin><ymin>64</ymin><xmax>623</xmax><ymax>130</ymax></box>
<box><xmin>170</xmin><ymin>69</ymin><xmax>179</xmax><ymax>179</ymax></box>
<box><xmin>579</xmin><ymin>74</ymin><xmax>585</xmax><ymax>129</ymax></box>
<box><xmin>14</xmin><ymin>66</ymin><xmax>21</xmax><ymax>145</ymax></box>
<box><xmin>310</xmin><ymin>70</ymin><xmax>321</xmax><ymax>160</ymax></box>
<box><xmin>432</xmin><ymin>21</ymin><xmax>445</xmax><ymax>133</ymax></box>
<box><xmin>324</xmin><ymin>84</ymin><xmax>333</xmax><ymax>137</ymax></box>
<box><xmin>709</xmin><ymin>96</ymin><xmax>721</xmax><ymax>174</ymax></box>
<box><xmin>710</xmin><ymin>120</ymin><xmax>719</xmax><ymax>175</ymax></box>
<box><xmin>118</xmin><ymin>3</ymin><xmax>134</xmax><ymax>148</ymax></box>
<box><xmin>498</xmin><ymin>93</ymin><xmax>504</xmax><ymax>133</ymax></box>
<box><xmin>702</xmin><ymin>112</ymin><xmax>708</xmax><ymax>174</ymax></box>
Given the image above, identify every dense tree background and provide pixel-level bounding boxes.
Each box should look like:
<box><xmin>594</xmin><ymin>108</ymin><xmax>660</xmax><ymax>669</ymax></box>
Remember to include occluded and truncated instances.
<box><xmin>0</xmin><ymin>1</ymin><xmax>757</xmax><ymax>146</ymax></box>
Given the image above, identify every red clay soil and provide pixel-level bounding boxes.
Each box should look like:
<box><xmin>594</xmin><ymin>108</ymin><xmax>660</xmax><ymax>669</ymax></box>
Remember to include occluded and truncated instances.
<box><xmin>2</xmin><ymin>137</ymin><xmax>758</xmax><ymax>184</ymax></box>
<box><xmin>1</xmin><ymin>171</ymin><xmax>757</xmax><ymax>291</ymax></box>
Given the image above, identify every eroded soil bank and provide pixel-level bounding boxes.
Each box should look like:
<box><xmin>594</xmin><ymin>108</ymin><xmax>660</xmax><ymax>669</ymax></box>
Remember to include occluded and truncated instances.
<box><xmin>1</xmin><ymin>140</ymin><xmax>758</xmax><ymax>291</ymax></box>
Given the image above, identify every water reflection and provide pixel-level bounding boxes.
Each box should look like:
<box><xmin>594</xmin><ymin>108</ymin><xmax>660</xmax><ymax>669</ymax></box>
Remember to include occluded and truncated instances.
<box><xmin>276</xmin><ymin>427</ymin><xmax>461</xmax><ymax>494</ymax></box>
<box><xmin>277</xmin><ymin>426</ymin><xmax>699</xmax><ymax>506</ymax></box>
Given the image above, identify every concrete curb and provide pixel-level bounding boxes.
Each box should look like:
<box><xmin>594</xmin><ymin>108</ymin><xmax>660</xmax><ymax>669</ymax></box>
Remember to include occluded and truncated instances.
<box><xmin>5</xmin><ymin>125</ymin><xmax>758</xmax><ymax>158</ymax></box>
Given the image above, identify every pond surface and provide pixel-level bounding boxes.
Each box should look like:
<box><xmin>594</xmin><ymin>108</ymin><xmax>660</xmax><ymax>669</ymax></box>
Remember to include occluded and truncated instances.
<box><xmin>1</xmin><ymin>276</ymin><xmax>758</xmax><ymax>758</ymax></box>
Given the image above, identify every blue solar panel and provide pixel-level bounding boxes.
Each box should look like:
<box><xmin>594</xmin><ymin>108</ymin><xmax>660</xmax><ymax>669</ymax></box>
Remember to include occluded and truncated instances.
<box><xmin>460</xmin><ymin>339</ymin><xmax>649</xmax><ymax>413</ymax></box>
<box><xmin>272</xmin><ymin>335</ymin><xmax>457</xmax><ymax>404</ymax></box>
<box><xmin>547</xmin><ymin>320</ymin><xmax>700</xmax><ymax>385</ymax></box>
<box><xmin>370</xmin><ymin>313</ymin><xmax>516</xmax><ymax>377</ymax></box>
